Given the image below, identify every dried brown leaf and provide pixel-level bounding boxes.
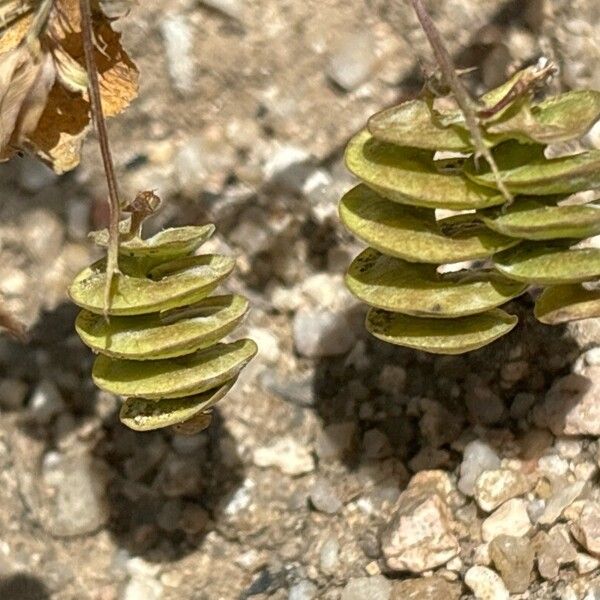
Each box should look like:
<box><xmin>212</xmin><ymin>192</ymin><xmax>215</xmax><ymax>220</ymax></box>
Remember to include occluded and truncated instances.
<box><xmin>0</xmin><ymin>0</ymin><xmax>138</xmax><ymax>172</ymax></box>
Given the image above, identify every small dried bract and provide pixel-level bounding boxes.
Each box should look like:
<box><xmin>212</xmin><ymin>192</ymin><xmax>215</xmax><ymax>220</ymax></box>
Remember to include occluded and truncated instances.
<box><xmin>69</xmin><ymin>194</ymin><xmax>257</xmax><ymax>433</ymax></box>
<box><xmin>341</xmin><ymin>63</ymin><xmax>600</xmax><ymax>354</ymax></box>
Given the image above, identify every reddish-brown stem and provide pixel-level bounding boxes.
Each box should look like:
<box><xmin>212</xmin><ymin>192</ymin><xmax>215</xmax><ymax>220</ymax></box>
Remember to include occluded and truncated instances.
<box><xmin>409</xmin><ymin>0</ymin><xmax>512</xmax><ymax>204</ymax></box>
<box><xmin>79</xmin><ymin>0</ymin><xmax>120</xmax><ymax>317</ymax></box>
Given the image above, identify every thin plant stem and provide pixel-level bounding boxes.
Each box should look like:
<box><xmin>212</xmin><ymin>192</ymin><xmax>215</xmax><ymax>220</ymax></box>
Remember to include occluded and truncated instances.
<box><xmin>409</xmin><ymin>0</ymin><xmax>513</xmax><ymax>205</ymax></box>
<box><xmin>79</xmin><ymin>0</ymin><xmax>120</xmax><ymax>318</ymax></box>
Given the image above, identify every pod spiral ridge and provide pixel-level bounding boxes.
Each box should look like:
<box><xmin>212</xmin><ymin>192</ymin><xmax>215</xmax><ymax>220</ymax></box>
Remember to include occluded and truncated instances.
<box><xmin>69</xmin><ymin>202</ymin><xmax>257</xmax><ymax>433</ymax></box>
<box><xmin>340</xmin><ymin>66</ymin><xmax>600</xmax><ymax>354</ymax></box>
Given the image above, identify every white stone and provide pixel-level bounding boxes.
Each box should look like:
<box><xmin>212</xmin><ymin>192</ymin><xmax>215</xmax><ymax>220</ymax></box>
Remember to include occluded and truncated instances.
<box><xmin>253</xmin><ymin>437</ymin><xmax>315</xmax><ymax>476</ymax></box>
<box><xmin>161</xmin><ymin>14</ymin><xmax>195</xmax><ymax>95</ymax></box>
<box><xmin>458</xmin><ymin>440</ymin><xmax>501</xmax><ymax>496</ymax></box>
<box><xmin>465</xmin><ymin>566</ymin><xmax>509</xmax><ymax>600</ymax></box>
<box><xmin>327</xmin><ymin>31</ymin><xmax>377</xmax><ymax>91</ymax></box>
<box><xmin>482</xmin><ymin>499</ymin><xmax>531</xmax><ymax>542</ymax></box>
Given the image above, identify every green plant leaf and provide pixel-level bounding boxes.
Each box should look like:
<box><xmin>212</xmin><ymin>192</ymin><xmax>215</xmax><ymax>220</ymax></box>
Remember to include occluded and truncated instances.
<box><xmin>493</xmin><ymin>243</ymin><xmax>600</xmax><ymax>284</ymax></box>
<box><xmin>465</xmin><ymin>140</ymin><xmax>600</xmax><ymax>195</ymax></box>
<box><xmin>482</xmin><ymin>198</ymin><xmax>600</xmax><ymax>240</ymax></box>
<box><xmin>365</xmin><ymin>307</ymin><xmax>517</xmax><ymax>354</ymax></box>
<box><xmin>346</xmin><ymin>248</ymin><xmax>527</xmax><ymax>317</ymax></box>
<box><xmin>69</xmin><ymin>254</ymin><xmax>235</xmax><ymax>316</ymax></box>
<box><xmin>367</xmin><ymin>99</ymin><xmax>473</xmax><ymax>151</ymax></box>
<box><xmin>76</xmin><ymin>294</ymin><xmax>249</xmax><ymax>360</ymax></box>
<box><xmin>93</xmin><ymin>338</ymin><xmax>257</xmax><ymax>399</ymax></box>
<box><xmin>119</xmin><ymin>378</ymin><xmax>236</xmax><ymax>432</ymax></box>
<box><xmin>340</xmin><ymin>184</ymin><xmax>518</xmax><ymax>263</ymax></box>
<box><xmin>345</xmin><ymin>129</ymin><xmax>504</xmax><ymax>210</ymax></box>
<box><xmin>90</xmin><ymin>224</ymin><xmax>216</xmax><ymax>259</ymax></box>
<box><xmin>534</xmin><ymin>284</ymin><xmax>600</xmax><ymax>324</ymax></box>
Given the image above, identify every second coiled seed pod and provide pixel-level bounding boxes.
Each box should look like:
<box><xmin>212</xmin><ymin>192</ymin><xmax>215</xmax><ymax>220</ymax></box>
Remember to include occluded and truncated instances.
<box><xmin>341</xmin><ymin>66</ymin><xmax>600</xmax><ymax>354</ymax></box>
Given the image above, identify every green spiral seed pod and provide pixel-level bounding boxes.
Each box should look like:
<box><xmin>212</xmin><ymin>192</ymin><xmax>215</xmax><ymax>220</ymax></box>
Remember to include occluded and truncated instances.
<box><xmin>340</xmin><ymin>66</ymin><xmax>600</xmax><ymax>354</ymax></box>
<box><xmin>69</xmin><ymin>209</ymin><xmax>257</xmax><ymax>433</ymax></box>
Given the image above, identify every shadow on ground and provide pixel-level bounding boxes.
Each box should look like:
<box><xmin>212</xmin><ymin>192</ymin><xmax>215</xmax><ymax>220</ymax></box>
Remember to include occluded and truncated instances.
<box><xmin>0</xmin><ymin>573</ymin><xmax>49</xmax><ymax>600</ymax></box>
<box><xmin>312</xmin><ymin>296</ymin><xmax>584</xmax><ymax>476</ymax></box>
<box><xmin>1</xmin><ymin>302</ymin><xmax>245</xmax><ymax>563</ymax></box>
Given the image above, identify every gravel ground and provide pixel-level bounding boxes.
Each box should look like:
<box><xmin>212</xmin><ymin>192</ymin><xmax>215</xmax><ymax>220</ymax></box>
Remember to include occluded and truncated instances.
<box><xmin>1</xmin><ymin>0</ymin><xmax>600</xmax><ymax>599</ymax></box>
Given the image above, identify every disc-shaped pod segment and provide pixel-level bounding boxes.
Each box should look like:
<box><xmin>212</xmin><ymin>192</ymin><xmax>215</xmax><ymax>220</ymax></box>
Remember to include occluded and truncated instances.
<box><xmin>534</xmin><ymin>284</ymin><xmax>600</xmax><ymax>324</ymax></box>
<box><xmin>346</xmin><ymin>248</ymin><xmax>527</xmax><ymax>318</ymax></box>
<box><xmin>345</xmin><ymin>129</ymin><xmax>504</xmax><ymax>210</ymax></box>
<box><xmin>481</xmin><ymin>198</ymin><xmax>600</xmax><ymax>240</ymax></box>
<box><xmin>465</xmin><ymin>141</ymin><xmax>600</xmax><ymax>195</ymax></box>
<box><xmin>120</xmin><ymin>378</ymin><xmax>237</xmax><ymax>432</ymax></box>
<box><xmin>365</xmin><ymin>307</ymin><xmax>518</xmax><ymax>354</ymax></box>
<box><xmin>93</xmin><ymin>339</ymin><xmax>258</xmax><ymax>400</ymax></box>
<box><xmin>493</xmin><ymin>243</ymin><xmax>600</xmax><ymax>284</ymax></box>
<box><xmin>340</xmin><ymin>184</ymin><xmax>518</xmax><ymax>263</ymax></box>
<box><xmin>90</xmin><ymin>224</ymin><xmax>216</xmax><ymax>260</ymax></box>
<box><xmin>76</xmin><ymin>294</ymin><xmax>249</xmax><ymax>360</ymax></box>
<box><xmin>69</xmin><ymin>254</ymin><xmax>236</xmax><ymax>316</ymax></box>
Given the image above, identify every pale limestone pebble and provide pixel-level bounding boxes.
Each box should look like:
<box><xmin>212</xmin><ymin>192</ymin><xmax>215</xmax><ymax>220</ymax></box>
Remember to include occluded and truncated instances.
<box><xmin>252</xmin><ymin>436</ymin><xmax>315</xmax><ymax>476</ymax></box>
<box><xmin>458</xmin><ymin>440</ymin><xmax>501</xmax><ymax>496</ymax></box>
<box><xmin>122</xmin><ymin>576</ymin><xmax>163</xmax><ymax>600</ymax></box>
<box><xmin>365</xmin><ymin>561</ymin><xmax>380</xmax><ymax>576</ymax></box>
<box><xmin>473</xmin><ymin>543</ymin><xmax>492</xmax><ymax>566</ymax></box>
<box><xmin>571</xmin><ymin>501</ymin><xmax>600</xmax><ymax>556</ymax></box>
<box><xmin>576</xmin><ymin>552</ymin><xmax>600</xmax><ymax>574</ymax></box>
<box><xmin>489</xmin><ymin>535</ymin><xmax>535</xmax><ymax>594</ymax></box>
<box><xmin>160</xmin><ymin>13</ymin><xmax>195</xmax><ymax>96</ymax></box>
<box><xmin>537</xmin><ymin>369</ymin><xmax>600</xmax><ymax>435</ymax></box>
<box><xmin>563</xmin><ymin>499</ymin><xmax>587</xmax><ymax>523</ymax></box>
<box><xmin>309</xmin><ymin>478</ymin><xmax>343</xmax><ymax>515</ymax></box>
<box><xmin>340</xmin><ymin>575</ymin><xmax>391</xmax><ymax>600</ymax></box>
<box><xmin>381</xmin><ymin>472</ymin><xmax>459</xmax><ymax>572</ymax></box>
<box><xmin>464</xmin><ymin>566</ymin><xmax>509</xmax><ymax>600</ymax></box>
<box><xmin>319</xmin><ymin>535</ymin><xmax>340</xmax><ymax>574</ymax></box>
<box><xmin>292</xmin><ymin>307</ymin><xmax>356</xmax><ymax>358</ymax></box>
<box><xmin>245</xmin><ymin>327</ymin><xmax>280</xmax><ymax>364</ymax></box>
<box><xmin>288</xmin><ymin>580</ymin><xmax>318</xmax><ymax>600</ymax></box>
<box><xmin>300</xmin><ymin>273</ymin><xmax>355</xmax><ymax>312</ymax></box>
<box><xmin>537</xmin><ymin>454</ymin><xmax>570</xmax><ymax>478</ymax></box>
<box><xmin>474</xmin><ymin>469</ymin><xmax>530</xmax><ymax>512</ymax></box>
<box><xmin>538</xmin><ymin>481</ymin><xmax>586</xmax><ymax>525</ymax></box>
<box><xmin>326</xmin><ymin>31</ymin><xmax>378</xmax><ymax>91</ymax></box>
<box><xmin>389</xmin><ymin>576</ymin><xmax>461</xmax><ymax>599</ymax></box>
<box><xmin>199</xmin><ymin>0</ymin><xmax>243</xmax><ymax>20</ymax></box>
<box><xmin>574</xmin><ymin>461</ymin><xmax>598</xmax><ymax>482</ymax></box>
<box><xmin>555</xmin><ymin>438</ymin><xmax>585</xmax><ymax>459</ymax></box>
<box><xmin>533</xmin><ymin>526</ymin><xmax>578</xmax><ymax>580</ymax></box>
<box><xmin>445</xmin><ymin>556</ymin><xmax>462</xmax><ymax>572</ymax></box>
<box><xmin>481</xmin><ymin>499</ymin><xmax>531</xmax><ymax>542</ymax></box>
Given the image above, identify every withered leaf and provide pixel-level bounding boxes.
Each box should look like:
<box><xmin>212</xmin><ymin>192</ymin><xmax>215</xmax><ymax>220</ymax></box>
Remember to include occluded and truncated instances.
<box><xmin>0</xmin><ymin>0</ymin><xmax>138</xmax><ymax>172</ymax></box>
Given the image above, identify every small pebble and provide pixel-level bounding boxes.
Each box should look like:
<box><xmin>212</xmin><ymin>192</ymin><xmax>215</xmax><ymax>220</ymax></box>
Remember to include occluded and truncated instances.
<box><xmin>253</xmin><ymin>437</ymin><xmax>315</xmax><ymax>476</ymax></box>
<box><xmin>288</xmin><ymin>580</ymin><xmax>318</xmax><ymax>600</ymax></box>
<box><xmin>489</xmin><ymin>535</ymin><xmax>534</xmax><ymax>593</ymax></box>
<box><xmin>341</xmin><ymin>575</ymin><xmax>391</xmax><ymax>600</ymax></box>
<box><xmin>464</xmin><ymin>566</ymin><xmax>509</xmax><ymax>600</ymax></box>
<box><xmin>458</xmin><ymin>440</ymin><xmax>501</xmax><ymax>496</ymax></box>
<box><xmin>474</xmin><ymin>469</ymin><xmax>529</xmax><ymax>512</ymax></box>
<box><xmin>327</xmin><ymin>31</ymin><xmax>377</xmax><ymax>91</ymax></box>
<box><xmin>309</xmin><ymin>478</ymin><xmax>343</xmax><ymax>514</ymax></box>
<box><xmin>482</xmin><ymin>499</ymin><xmax>531</xmax><ymax>542</ymax></box>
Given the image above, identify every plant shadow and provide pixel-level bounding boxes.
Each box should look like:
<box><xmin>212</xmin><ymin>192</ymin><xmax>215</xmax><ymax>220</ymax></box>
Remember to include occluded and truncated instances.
<box><xmin>4</xmin><ymin>301</ymin><xmax>245</xmax><ymax>563</ymax></box>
